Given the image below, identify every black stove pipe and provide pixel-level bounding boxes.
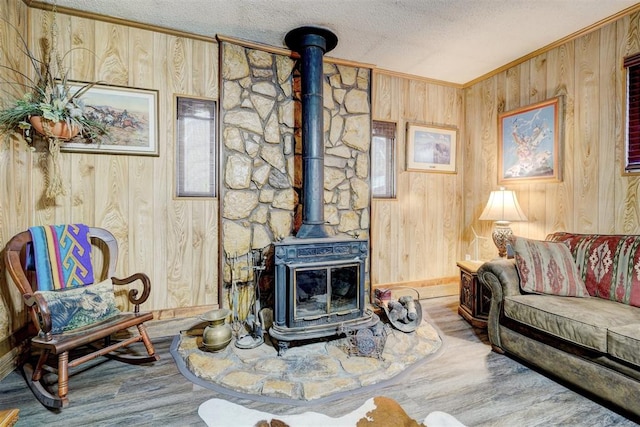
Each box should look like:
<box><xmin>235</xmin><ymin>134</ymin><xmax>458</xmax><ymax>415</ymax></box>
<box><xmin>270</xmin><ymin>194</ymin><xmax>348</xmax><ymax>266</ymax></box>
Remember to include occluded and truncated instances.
<box><xmin>285</xmin><ymin>26</ymin><xmax>338</xmax><ymax>239</ymax></box>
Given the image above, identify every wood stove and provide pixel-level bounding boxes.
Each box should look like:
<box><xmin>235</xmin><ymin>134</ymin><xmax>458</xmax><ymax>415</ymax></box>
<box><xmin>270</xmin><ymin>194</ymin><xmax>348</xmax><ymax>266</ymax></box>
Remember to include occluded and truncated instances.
<box><xmin>268</xmin><ymin>26</ymin><xmax>377</xmax><ymax>354</ymax></box>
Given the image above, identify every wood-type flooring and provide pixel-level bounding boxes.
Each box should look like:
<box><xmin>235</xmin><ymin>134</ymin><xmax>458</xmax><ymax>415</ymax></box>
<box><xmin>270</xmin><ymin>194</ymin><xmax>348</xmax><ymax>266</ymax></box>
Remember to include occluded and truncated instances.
<box><xmin>0</xmin><ymin>296</ymin><xmax>637</xmax><ymax>426</ymax></box>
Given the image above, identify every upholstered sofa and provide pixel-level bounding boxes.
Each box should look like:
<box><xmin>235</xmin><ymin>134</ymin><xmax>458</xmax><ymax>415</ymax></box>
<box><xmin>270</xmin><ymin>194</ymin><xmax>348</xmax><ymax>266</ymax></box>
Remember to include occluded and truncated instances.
<box><xmin>477</xmin><ymin>233</ymin><xmax>640</xmax><ymax>419</ymax></box>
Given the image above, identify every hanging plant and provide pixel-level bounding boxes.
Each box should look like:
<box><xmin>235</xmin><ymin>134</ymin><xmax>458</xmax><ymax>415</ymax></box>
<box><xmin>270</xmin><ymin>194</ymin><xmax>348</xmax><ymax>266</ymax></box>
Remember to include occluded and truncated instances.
<box><xmin>0</xmin><ymin>9</ymin><xmax>110</xmax><ymax>199</ymax></box>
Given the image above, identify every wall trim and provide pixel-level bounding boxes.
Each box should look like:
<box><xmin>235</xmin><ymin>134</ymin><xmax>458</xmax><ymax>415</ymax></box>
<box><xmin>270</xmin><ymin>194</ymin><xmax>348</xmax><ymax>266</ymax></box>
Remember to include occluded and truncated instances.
<box><xmin>23</xmin><ymin>0</ymin><xmax>216</xmax><ymax>42</ymax></box>
<box><xmin>373</xmin><ymin>68</ymin><xmax>464</xmax><ymax>89</ymax></box>
<box><xmin>216</xmin><ymin>34</ymin><xmax>376</xmax><ymax>70</ymax></box>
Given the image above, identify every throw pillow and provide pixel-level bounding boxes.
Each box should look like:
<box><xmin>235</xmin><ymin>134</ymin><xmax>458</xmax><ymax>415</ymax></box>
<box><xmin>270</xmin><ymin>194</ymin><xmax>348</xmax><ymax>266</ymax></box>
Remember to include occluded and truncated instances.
<box><xmin>511</xmin><ymin>236</ymin><xmax>589</xmax><ymax>297</ymax></box>
<box><xmin>34</xmin><ymin>278</ymin><xmax>121</xmax><ymax>335</ymax></box>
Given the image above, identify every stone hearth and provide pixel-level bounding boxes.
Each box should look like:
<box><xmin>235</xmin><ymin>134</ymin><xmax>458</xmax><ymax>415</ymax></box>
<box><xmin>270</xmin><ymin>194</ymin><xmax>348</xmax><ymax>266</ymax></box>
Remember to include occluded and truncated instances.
<box><xmin>173</xmin><ymin>318</ymin><xmax>442</xmax><ymax>402</ymax></box>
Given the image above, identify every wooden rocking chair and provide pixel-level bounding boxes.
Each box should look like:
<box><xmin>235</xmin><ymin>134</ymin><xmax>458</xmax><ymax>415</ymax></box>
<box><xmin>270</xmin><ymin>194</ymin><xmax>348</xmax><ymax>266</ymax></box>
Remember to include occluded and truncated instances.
<box><xmin>4</xmin><ymin>226</ymin><xmax>159</xmax><ymax>408</ymax></box>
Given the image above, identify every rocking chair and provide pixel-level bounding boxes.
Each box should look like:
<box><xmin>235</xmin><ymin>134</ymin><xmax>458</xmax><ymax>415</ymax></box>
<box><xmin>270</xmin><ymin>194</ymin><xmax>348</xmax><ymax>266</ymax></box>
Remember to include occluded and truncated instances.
<box><xmin>4</xmin><ymin>226</ymin><xmax>159</xmax><ymax>408</ymax></box>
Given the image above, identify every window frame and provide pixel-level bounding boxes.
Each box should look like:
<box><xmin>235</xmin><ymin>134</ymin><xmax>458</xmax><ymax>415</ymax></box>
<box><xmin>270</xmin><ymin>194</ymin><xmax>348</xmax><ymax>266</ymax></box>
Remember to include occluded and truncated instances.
<box><xmin>371</xmin><ymin>120</ymin><xmax>397</xmax><ymax>199</ymax></box>
<box><xmin>624</xmin><ymin>52</ymin><xmax>640</xmax><ymax>173</ymax></box>
<box><xmin>175</xmin><ymin>95</ymin><xmax>218</xmax><ymax>198</ymax></box>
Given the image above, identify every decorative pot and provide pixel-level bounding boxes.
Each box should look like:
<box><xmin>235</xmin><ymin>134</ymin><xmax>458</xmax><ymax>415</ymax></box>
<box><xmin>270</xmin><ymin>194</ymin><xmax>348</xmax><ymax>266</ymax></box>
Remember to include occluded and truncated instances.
<box><xmin>200</xmin><ymin>308</ymin><xmax>232</xmax><ymax>352</ymax></box>
<box><xmin>29</xmin><ymin>116</ymin><xmax>80</xmax><ymax>140</ymax></box>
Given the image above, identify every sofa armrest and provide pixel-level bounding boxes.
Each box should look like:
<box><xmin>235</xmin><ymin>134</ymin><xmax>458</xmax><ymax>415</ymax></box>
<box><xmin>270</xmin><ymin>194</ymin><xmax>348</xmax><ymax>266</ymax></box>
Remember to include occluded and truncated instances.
<box><xmin>477</xmin><ymin>258</ymin><xmax>521</xmax><ymax>351</ymax></box>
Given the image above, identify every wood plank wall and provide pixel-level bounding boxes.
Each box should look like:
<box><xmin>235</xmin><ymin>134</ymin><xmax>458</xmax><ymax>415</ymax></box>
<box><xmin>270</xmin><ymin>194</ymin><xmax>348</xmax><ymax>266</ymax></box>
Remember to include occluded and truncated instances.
<box><xmin>463</xmin><ymin>11</ymin><xmax>640</xmax><ymax>260</ymax></box>
<box><xmin>0</xmin><ymin>0</ymin><xmax>220</xmax><ymax>357</ymax></box>
<box><xmin>371</xmin><ymin>71</ymin><xmax>464</xmax><ymax>291</ymax></box>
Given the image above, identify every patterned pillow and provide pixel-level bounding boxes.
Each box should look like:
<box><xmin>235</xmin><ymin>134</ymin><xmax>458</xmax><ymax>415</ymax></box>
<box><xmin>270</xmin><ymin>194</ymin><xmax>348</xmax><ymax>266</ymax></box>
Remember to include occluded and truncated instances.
<box><xmin>35</xmin><ymin>279</ymin><xmax>121</xmax><ymax>335</ymax></box>
<box><xmin>511</xmin><ymin>236</ymin><xmax>589</xmax><ymax>297</ymax></box>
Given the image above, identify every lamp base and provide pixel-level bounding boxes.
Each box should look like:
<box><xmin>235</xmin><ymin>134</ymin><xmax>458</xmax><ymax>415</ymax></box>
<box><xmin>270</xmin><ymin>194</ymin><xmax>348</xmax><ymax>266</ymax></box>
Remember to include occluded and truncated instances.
<box><xmin>492</xmin><ymin>222</ymin><xmax>513</xmax><ymax>258</ymax></box>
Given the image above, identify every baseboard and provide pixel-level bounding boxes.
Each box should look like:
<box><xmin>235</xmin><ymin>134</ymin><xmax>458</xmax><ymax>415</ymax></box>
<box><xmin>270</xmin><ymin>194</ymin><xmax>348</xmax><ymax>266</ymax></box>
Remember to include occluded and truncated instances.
<box><xmin>152</xmin><ymin>304</ymin><xmax>220</xmax><ymax>321</ymax></box>
<box><xmin>372</xmin><ymin>276</ymin><xmax>459</xmax><ymax>300</ymax></box>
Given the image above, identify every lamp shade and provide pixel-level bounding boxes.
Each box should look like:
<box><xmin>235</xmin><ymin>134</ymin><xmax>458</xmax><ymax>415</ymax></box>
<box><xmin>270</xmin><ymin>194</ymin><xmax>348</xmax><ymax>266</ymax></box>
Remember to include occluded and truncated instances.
<box><xmin>479</xmin><ymin>187</ymin><xmax>528</xmax><ymax>222</ymax></box>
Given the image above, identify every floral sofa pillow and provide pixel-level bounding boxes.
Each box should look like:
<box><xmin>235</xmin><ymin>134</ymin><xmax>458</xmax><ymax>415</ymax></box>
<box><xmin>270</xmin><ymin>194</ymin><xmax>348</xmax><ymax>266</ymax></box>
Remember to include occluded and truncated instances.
<box><xmin>511</xmin><ymin>236</ymin><xmax>589</xmax><ymax>297</ymax></box>
<box><xmin>34</xmin><ymin>279</ymin><xmax>121</xmax><ymax>335</ymax></box>
<box><xmin>548</xmin><ymin>233</ymin><xmax>640</xmax><ymax>306</ymax></box>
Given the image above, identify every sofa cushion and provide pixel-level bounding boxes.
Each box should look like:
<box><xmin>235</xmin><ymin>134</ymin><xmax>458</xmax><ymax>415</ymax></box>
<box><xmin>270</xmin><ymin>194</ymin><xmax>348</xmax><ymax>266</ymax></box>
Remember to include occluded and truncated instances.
<box><xmin>34</xmin><ymin>278</ymin><xmax>121</xmax><ymax>335</ymax></box>
<box><xmin>608</xmin><ymin>324</ymin><xmax>640</xmax><ymax>368</ymax></box>
<box><xmin>511</xmin><ymin>236</ymin><xmax>589</xmax><ymax>297</ymax></box>
<box><xmin>504</xmin><ymin>295</ymin><xmax>640</xmax><ymax>352</ymax></box>
<box><xmin>548</xmin><ymin>233</ymin><xmax>640</xmax><ymax>307</ymax></box>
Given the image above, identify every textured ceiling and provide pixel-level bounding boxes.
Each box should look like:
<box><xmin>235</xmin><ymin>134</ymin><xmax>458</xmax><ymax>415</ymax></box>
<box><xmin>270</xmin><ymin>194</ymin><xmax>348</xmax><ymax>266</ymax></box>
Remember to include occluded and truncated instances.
<box><xmin>51</xmin><ymin>0</ymin><xmax>640</xmax><ymax>84</ymax></box>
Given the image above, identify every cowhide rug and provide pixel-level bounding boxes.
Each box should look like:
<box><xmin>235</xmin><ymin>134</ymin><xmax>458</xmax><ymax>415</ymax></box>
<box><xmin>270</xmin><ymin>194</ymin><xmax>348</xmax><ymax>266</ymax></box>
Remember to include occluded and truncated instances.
<box><xmin>198</xmin><ymin>396</ymin><xmax>465</xmax><ymax>427</ymax></box>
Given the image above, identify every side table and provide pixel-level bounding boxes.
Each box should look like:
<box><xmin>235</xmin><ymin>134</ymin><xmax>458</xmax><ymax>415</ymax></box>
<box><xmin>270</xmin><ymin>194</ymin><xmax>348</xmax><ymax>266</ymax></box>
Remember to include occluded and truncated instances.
<box><xmin>457</xmin><ymin>260</ymin><xmax>490</xmax><ymax>328</ymax></box>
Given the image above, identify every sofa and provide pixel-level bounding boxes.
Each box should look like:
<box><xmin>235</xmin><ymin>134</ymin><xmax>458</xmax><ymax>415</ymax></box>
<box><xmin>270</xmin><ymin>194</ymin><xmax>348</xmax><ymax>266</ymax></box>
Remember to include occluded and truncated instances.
<box><xmin>477</xmin><ymin>232</ymin><xmax>640</xmax><ymax>419</ymax></box>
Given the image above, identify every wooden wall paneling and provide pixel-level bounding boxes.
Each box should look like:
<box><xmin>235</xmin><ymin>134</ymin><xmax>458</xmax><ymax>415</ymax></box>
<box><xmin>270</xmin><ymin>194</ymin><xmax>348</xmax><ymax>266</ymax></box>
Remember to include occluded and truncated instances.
<box><xmin>129</xmin><ymin>27</ymin><xmax>153</xmax><ymax>88</ymax></box>
<box><xmin>544</xmin><ymin>42</ymin><xmax>574</xmax><ymax>234</ymax></box>
<box><xmin>92</xmin><ymin>21</ymin><xmax>131</xmax><ymax>298</ymax></box>
<box><xmin>28</xmin><ymin>10</ymin><xmax>55</xmax><ymax>228</ymax></box>
<box><xmin>205</xmin><ymin>41</ymin><xmax>219</xmax><ymax>306</ymax></box>
<box><xmin>427</xmin><ymin>175</ymin><xmax>443</xmax><ymax>275</ymax></box>
<box><xmin>166</xmin><ymin>35</ymin><xmax>192</xmax><ymax>309</ymax></box>
<box><xmin>0</xmin><ymin>4</ymin><xmax>221</xmax><ymax>325</ymax></box>
<box><xmin>562</xmin><ymin>41</ymin><xmax>577</xmax><ymax>234</ymax></box>
<box><xmin>191</xmin><ymin>40</ymin><xmax>207</xmax><ymax>98</ymax></box>
<box><xmin>127</xmin><ymin>27</ymin><xmax>155</xmax><ymax>311</ymax></box>
<box><xmin>190</xmin><ymin>201</ymin><xmax>206</xmax><ymax>305</ymax></box>
<box><xmin>372</xmin><ymin>72</ymin><xmax>392</xmax><ymax>120</ymax></box>
<box><xmin>371</xmin><ymin>71</ymin><xmax>462</xmax><ymax>290</ymax></box>
<box><xmin>599</xmin><ymin>24</ymin><xmax>618</xmax><ymax>233</ymax></box>
<box><xmin>371</xmin><ymin>202</ymin><xmax>391</xmax><ymax>284</ymax></box>
<box><xmin>478</xmin><ymin>77</ymin><xmax>499</xmax><ymax>260</ymax></box>
<box><xmin>527</xmin><ymin>54</ymin><xmax>548</xmax><ymax>238</ymax></box>
<box><xmin>69</xmin><ymin>15</ymin><xmax>97</xmax><ymax>227</ymax></box>
<box><xmin>70</xmin><ymin>15</ymin><xmax>95</xmax><ymax>82</ymax></box>
<box><xmin>188</xmin><ymin>40</ymin><xmax>216</xmax><ymax>307</ymax></box>
<box><xmin>205</xmin><ymin>43</ymin><xmax>219</xmax><ymax>99</ymax></box>
<box><xmin>152</xmin><ymin>31</ymin><xmax>169</xmax><ymax>311</ymax></box>
<box><xmin>169</xmin><ymin>36</ymin><xmax>192</xmax><ymax>94</ymax></box>
<box><xmin>460</xmin><ymin>84</ymin><xmax>477</xmax><ymax>258</ymax></box>
<box><xmin>574</xmin><ymin>32</ymin><xmax>600</xmax><ymax>232</ymax></box>
<box><xmin>443</xmin><ymin>174</ymin><xmax>460</xmax><ymax>268</ymax></box>
<box><xmin>0</xmin><ymin>0</ymin><xmax>30</xmax><ymax>339</ymax></box>
<box><xmin>402</xmin><ymin>79</ymin><xmax>426</xmax><ymax>280</ymax></box>
<box><xmin>94</xmin><ymin>21</ymin><xmax>129</xmax><ymax>85</ymax></box>
<box><xmin>0</xmin><ymin>0</ymin><xmax>31</xmax><ymax>238</ymax></box>
<box><xmin>408</xmin><ymin>173</ymin><xmax>426</xmax><ymax>281</ymax></box>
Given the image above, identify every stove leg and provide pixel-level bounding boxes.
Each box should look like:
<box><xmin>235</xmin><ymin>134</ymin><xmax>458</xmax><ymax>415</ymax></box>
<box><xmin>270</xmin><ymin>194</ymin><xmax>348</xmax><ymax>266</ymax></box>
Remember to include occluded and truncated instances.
<box><xmin>277</xmin><ymin>340</ymin><xmax>289</xmax><ymax>356</ymax></box>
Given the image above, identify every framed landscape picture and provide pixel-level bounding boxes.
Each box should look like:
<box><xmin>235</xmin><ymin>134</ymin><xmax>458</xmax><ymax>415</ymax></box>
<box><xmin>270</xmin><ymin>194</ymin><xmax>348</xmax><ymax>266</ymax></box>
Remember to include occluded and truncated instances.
<box><xmin>406</xmin><ymin>123</ymin><xmax>457</xmax><ymax>173</ymax></box>
<box><xmin>61</xmin><ymin>82</ymin><xmax>159</xmax><ymax>156</ymax></box>
<box><xmin>498</xmin><ymin>97</ymin><xmax>562</xmax><ymax>183</ymax></box>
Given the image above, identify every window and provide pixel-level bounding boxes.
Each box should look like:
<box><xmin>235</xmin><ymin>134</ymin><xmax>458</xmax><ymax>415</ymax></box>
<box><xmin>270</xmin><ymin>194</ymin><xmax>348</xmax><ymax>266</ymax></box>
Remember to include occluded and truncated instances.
<box><xmin>371</xmin><ymin>121</ymin><xmax>397</xmax><ymax>198</ymax></box>
<box><xmin>625</xmin><ymin>53</ymin><xmax>640</xmax><ymax>172</ymax></box>
<box><xmin>176</xmin><ymin>97</ymin><xmax>217</xmax><ymax>197</ymax></box>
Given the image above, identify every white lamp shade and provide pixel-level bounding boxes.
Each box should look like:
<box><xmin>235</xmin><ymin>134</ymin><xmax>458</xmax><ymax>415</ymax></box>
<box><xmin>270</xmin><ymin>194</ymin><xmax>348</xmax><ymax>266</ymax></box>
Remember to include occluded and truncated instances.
<box><xmin>479</xmin><ymin>187</ymin><xmax>528</xmax><ymax>222</ymax></box>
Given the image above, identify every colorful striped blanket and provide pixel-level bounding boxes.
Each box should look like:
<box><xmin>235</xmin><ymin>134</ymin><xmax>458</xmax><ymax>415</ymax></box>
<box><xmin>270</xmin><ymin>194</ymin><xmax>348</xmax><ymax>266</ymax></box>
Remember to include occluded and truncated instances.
<box><xmin>28</xmin><ymin>224</ymin><xmax>95</xmax><ymax>291</ymax></box>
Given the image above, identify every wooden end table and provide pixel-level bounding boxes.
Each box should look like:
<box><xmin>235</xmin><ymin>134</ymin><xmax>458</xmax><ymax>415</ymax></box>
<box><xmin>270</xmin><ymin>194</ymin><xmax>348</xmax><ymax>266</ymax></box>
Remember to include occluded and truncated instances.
<box><xmin>457</xmin><ymin>260</ymin><xmax>490</xmax><ymax>328</ymax></box>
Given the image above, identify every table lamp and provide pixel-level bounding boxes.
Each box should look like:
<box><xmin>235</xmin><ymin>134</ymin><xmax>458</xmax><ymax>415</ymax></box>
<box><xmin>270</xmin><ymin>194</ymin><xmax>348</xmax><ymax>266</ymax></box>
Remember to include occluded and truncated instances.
<box><xmin>479</xmin><ymin>187</ymin><xmax>528</xmax><ymax>257</ymax></box>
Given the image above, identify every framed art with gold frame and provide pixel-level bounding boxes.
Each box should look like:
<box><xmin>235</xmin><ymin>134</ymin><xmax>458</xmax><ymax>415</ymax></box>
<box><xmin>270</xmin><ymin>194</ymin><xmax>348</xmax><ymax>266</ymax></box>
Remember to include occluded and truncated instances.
<box><xmin>406</xmin><ymin>123</ymin><xmax>457</xmax><ymax>173</ymax></box>
<box><xmin>498</xmin><ymin>97</ymin><xmax>562</xmax><ymax>183</ymax></box>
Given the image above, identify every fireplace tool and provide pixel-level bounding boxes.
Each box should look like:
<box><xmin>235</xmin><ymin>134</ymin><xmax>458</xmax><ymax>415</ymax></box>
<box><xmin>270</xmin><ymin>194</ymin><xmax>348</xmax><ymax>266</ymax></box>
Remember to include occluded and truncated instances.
<box><xmin>236</xmin><ymin>248</ymin><xmax>266</xmax><ymax>349</ymax></box>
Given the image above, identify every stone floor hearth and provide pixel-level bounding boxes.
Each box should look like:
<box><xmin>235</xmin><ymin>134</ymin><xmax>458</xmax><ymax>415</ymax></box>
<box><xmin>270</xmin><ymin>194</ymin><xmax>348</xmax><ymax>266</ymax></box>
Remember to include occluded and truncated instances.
<box><xmin>171</xmin><ymin>315</ymin><xmax>442</xmax><ymax>403</ymax></box>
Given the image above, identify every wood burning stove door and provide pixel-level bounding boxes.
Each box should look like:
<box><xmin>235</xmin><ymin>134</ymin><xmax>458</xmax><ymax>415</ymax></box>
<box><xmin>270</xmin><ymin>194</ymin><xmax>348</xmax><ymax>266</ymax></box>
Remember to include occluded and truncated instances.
<box><xmin>290</xmin><ymin>261</ymin><xmax>361</xmax><ymax>328</ymax></box>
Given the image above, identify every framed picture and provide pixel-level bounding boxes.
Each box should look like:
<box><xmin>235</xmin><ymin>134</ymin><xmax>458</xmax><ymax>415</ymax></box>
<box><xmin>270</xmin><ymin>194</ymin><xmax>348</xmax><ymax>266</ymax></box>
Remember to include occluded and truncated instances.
<box><xmin>406</xmin><ymin>123</ymin><xmax>457</xmax><ymax>173</ymax></box>
<box><xmin>498</xmin><ymin>97</ymin><xmax>562</xmax><ymax>183</ymax></box>
<box><xmin>61</xmin><ymin>82</ymin><xmax>159</xmax><ymax>156</ymax></box>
